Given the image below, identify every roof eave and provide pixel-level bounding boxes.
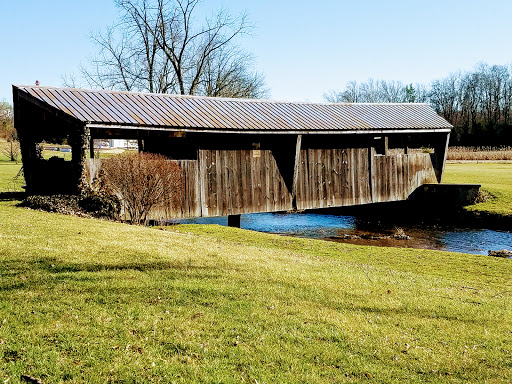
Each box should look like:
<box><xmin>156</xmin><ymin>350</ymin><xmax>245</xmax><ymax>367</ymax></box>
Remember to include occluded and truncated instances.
<box><xmin>86</xmin><ymin>123</ymin><xmax>452</xmax><ymax>135</ymax></box>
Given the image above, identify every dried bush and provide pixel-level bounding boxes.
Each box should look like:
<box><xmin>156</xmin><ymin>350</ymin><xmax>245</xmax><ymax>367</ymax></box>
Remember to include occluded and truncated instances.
<box><xmin>97</xmin><ymin>152</ymin><xmax>184</xmax><ymax>224</ymax></box>
<box><xmin>447</xmin><ymin>146</ymin><xmax>512</xmax><ymax>161</ymax></box>
<box><xmin>473</xmin><ymin>190</ymin><xmax>494</xmax><ymax>204</ymax></box>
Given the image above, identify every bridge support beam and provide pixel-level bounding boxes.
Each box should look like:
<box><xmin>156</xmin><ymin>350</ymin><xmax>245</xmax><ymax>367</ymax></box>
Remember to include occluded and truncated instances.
<box><xmin>432</xmin><ymin>132</ymin><xmax>451</xmax><ymax>183</ymax></box>
<box><xmin>228</xmin><ymin>214</ymin><xmax>241</xmax><ymax>228</ymax></box>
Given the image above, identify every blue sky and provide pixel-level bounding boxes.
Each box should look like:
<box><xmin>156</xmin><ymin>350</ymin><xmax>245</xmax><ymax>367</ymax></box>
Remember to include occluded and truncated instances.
<box><xmin>2</xmin><ymin>0</ymin><xmax>512</xmax><ymax>103</ymax></box>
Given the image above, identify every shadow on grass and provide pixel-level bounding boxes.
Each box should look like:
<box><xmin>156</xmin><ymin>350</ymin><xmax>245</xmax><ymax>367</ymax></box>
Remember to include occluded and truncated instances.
<box><xmin>0</xmin><ymin>258</ymin><xmax>224</xmax><ymax>297</ymax></box>
<box><xmin>0</xmin><ymin>191</ymin><xmax>26</xmax><ymax>201</ymax></box>
<box><xmin>0</xmin><ymin>257</ymin><xmax>221</xmax><ymax>288</ymax></box>
<box><xmin>32</xmin><ymin>257</ymin><xmax>215</xmax><ymax>274</ymax></box>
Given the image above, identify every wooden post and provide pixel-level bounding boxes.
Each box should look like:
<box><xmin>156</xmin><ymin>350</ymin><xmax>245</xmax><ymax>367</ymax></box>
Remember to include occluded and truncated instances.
<box><xmin>227</xmin><ymin>214</ymin><xmax>241</xmax><ymax>228</ymax></box>
<box><xmin>69</xmin><ymin>125</ymin><xmax>89</xmax><ymax>193</ymax></box>
<box><xmin>15</xmin><ymin>103</ymin><xmax>36</xmax><ymax>193</ymax></box>
<box><xmin>433</xmin><ymin>132</ymin><xmax>450</xmax><ymax>183</ymax></box>
<box><xmin>291</xmin><ymin>134</ymin><xmax>302</xmax><ymax>208</ymax></box>
<box><xmin>89</xmin><ymin>136</ymin><xmax>94</xmax><ymax>159</ymax></box>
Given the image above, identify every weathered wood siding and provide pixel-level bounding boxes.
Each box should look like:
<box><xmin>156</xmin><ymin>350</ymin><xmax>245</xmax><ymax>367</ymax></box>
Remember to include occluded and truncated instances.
<box><xmin>199</xmin><ymin>149</ymin><xmax>293</xmax><ymax>217</ymax></box>
<box><xmin>166</xmin><ymin>160</ymin><xmax>201</xmax><ymax>218</ymax></box>
<box><xmin>144</xmin><ymin>160</ymin><xmax>201</xmax><ymax>220</ymax></box>
<box><xmin>296</xmin><ymin>149</ymin><xmax>436</xmax><ymax>210</ymax></box>
<box><xmin>371</xmin><ymin>153</ymin><xmax>437</xmax><ymax>203</ymax></box>
<box><xmin>86</xmin><ymin>149</ymin><xmax>437</xmax><ymax>220</ymax></box>
<box><xmin>296</xmin><ymin>148</ymin><xmax>371</xmax><ymax>210</ymax></box>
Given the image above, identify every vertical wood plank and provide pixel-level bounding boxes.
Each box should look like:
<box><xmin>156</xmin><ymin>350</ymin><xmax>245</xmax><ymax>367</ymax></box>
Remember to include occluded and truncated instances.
<box><xmin>199</xmin><ymin>150</ymin><xmax>208</xmax><ymax>217</ymax></box>
<box><xmin>297</xmin><ymin>149</ymin><xmax>307</xmax><ymax>210</ymax></box>
<box><xmin>332</xmin><ymin>149</ymin><xmax>340</xmax><ymax>206</ymax></box>
<box><xmin>291</xmin><ymin>135</ymin><xmax>302</xmax><ymax>208</ymax></box>
<box><xmin>350</xmin><ymin>148</ymin><xmax>356</xmax><ymax>205</ymax></box>
<box><xmin>265</xmin><ymin>151</ymin><xmax>271</xmax><ymax>212</ymax></box>
<box><xmin>239</xmin><ymin>150</ymin><xmax>247</xmax><ymax>214</ymax></box>
<box><xmin>305</xmin><ymin>149</ymin><xmax>311</xmax><ymax>210</ymax></box>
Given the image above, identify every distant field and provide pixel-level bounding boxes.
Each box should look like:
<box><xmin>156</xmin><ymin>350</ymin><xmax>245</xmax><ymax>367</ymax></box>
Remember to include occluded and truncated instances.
<box><xmin>0</xmin><ymin>162</ymin><xmax>23</xmax><ymax>191</ymax></box>
<box><xmin>447</xmin><ymin>146</ymin><xmax>512</xmax><ymax>161</ymax></box>
<box><xmin>0</xmin><ymin>139</ymin><xmax>23</xmax><ymax>192</ymax></box>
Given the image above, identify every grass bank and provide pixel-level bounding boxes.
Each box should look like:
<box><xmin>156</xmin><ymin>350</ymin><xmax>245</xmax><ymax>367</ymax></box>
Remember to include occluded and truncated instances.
<box><xmin>444</xmin><ymin>163</ymin><xmax>512</xmax><ymax>217</ymax></box>
<box><xmin>1</xmin><ymin>199</ymin><xmax>512</xmax><ymax>383</ymax></box>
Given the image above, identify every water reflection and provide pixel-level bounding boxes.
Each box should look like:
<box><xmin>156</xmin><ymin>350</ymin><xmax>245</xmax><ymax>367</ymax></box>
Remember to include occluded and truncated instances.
<box><xmin>177</xmin><ymin>213</ymin><xmax>512</xmax><ymax>256</ymax></box>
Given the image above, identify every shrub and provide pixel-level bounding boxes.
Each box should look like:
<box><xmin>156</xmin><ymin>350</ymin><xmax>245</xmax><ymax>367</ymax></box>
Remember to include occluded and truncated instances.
<box><xmin>19</xmin><ymin>193</ymin><xmax>120</xmax><ymax>219</ymax></box>
<box><xmin>90</xmin><ymin>152</ymin><xmax>184</xmax><ymax>225</ymax></box>
<box><xmin>78</xmin><ymin>191</ymin><xmax>121</xmax><ymax>219</ymax></box>
<box><xmin>20</xmin><ymin>195</ymin><xmax>83</xmax><ymax>216</ymax></box>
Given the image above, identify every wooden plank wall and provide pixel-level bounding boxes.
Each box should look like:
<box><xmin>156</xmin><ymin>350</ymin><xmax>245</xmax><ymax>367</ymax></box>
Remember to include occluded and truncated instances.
<box><xmin>371</xmin><ymin>153</ymin><xmax>437</xmax><ymax>203</ymax></box>
<box><xmin>86</xmin><ymin>149</ymin><xmax>437</xmax><ymax>219</ymax></box>
<box><xmin>199</xmin><ymin>149</ymin><xmax>293</xmax><ymax>217</ymax></box>
<box><xmin>296</xmin><ymin>148</ymin><xmax>371</xmax><ymax>210</ymax></box>
<box><xmin>296</xmin><ymin>149</ymin><xmax>437</xmax><ymax>210</ymax></box>
<box><xmin>164</xmin><ymin>160</ymin><xmax>201</xmax><ymax>219</ymax></box>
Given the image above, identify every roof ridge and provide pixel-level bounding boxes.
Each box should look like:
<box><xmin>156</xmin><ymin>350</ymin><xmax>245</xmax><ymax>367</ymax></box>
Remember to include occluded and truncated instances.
<box><xmin>12</xmin><ymin>84</ymin><xmax>452</xmax><ymax>131</ymax></box>
<box><xmin>13</xmin><ymin>84</ymin><xmax>427</xmax><ymax>107</ymax></box>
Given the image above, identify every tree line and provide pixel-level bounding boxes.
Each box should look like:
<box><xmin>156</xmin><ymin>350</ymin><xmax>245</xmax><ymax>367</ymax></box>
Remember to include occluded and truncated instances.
<box><xmin>324</xmin><ymin>63</ymin><xmax>512</xmax><ymax>146</ymax></box>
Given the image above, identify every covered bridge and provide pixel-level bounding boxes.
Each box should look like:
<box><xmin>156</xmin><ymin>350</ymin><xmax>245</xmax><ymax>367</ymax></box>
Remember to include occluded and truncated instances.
<box><xmin>13</xmin><ymin>85</ymin><xmax>452</xmax><ymax>221</ymax></box>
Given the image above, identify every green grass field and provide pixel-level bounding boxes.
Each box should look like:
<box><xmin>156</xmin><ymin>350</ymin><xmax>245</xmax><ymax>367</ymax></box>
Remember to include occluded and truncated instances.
<box><xmin>1</xmin><ymin>156</ymin><xmax>512</xmax><ymax>382</ymax></box>
<box><xmin>443</xmin><ymin>163</ymin><xmax>512</xmax><ymax>216</ymax></box>
<box><xmin>0</xmin><ymin>162</ymin><xmax>23</xmax><ymax>191</ymax></box>
<box><xmin>1</xmin><ymin>200</ymin><xmax>512</xmax><ymax>383</ymax></box>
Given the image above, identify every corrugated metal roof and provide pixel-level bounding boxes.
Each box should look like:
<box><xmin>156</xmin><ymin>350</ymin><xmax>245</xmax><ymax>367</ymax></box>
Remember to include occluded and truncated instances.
<box><xmin>14</xmin><ymin>85</ymin><xmax>452</xmax><ymax>132</ymax></box>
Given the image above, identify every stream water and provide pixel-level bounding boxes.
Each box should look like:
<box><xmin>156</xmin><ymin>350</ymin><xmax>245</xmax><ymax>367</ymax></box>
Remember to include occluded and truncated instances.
<box><xmin>177</xmin><ymin>212</ymin><xmax>512</xmax><ymax>256</ymax></box>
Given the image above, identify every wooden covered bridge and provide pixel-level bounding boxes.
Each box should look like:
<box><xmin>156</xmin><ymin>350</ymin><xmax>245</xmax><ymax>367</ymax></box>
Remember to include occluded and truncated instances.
<box><xmin>13</xmin><ymin>85</ymin><xmax>452</xmax><ymax>223</ymax></box>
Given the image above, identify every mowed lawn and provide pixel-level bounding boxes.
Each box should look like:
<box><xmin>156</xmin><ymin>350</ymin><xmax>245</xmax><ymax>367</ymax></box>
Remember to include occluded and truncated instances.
<box><xmin>444</xmin><ymin>162</ymin><xmax>512</xmax><ymax>216</ymax></box>
<box><xmin>1</xmin><ymin>155</ymin><xmax>511</xmax><ymax>382</ymax></box>
<box><xmin>1</xmin><ymin>198</ymin><xmax>512</xmax><ymax>383</ymax></box>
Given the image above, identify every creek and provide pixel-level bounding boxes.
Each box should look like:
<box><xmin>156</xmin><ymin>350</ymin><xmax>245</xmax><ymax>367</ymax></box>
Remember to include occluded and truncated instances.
<box><xmin>177</xmin><ymin>212</ymin><xmax>512</xmax><ymax>256</ymax></box>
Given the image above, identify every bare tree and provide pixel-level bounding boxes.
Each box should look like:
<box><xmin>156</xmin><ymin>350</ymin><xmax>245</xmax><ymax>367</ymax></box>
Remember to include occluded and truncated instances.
<box><xmin>0</xmin><ymin>102</ymin><xmax>20</xmax><ymax>162</ymax></box>
<box><xmin>429</xmin><ymin>72</ymin><xmax>461</xmax><ymax>124</ymax></box>
<box><xmin>198</xmin><ymin>46</ymin><xmax>267</xmax><ymax>98</ymax></box>
<box><xmin>324</xmin><ymin>79</ymin><xmax>416</xmax><ymax>103</ymax></box>
<box><xmin>323</xmin><ymin>89</ymin><xmax>345</xmax><ymax>103</ymax></box>
<box><xmin>76</xmin><ymin>0</ymin><xmax>267</xmax><ymax>98</ymax></box>
<box><xmin>379</xmin><ymin>80</ymin><xmax>407</xmax><ymax>102</ymax></box>
<box><xmin>323</xmin><ymin>81</ymin><xmax>359</xmax><ymax>103</ymax></box>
